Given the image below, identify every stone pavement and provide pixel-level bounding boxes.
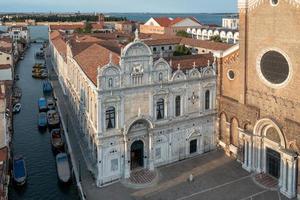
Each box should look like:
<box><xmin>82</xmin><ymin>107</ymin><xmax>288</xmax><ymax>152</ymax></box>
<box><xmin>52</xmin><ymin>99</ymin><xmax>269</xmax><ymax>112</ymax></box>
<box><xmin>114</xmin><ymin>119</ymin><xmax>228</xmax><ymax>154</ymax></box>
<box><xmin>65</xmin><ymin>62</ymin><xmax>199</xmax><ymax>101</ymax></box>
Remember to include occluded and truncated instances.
<box><xmin>47</xmin><ymin>55</ymin><xmax>296</xmax><ymax>200</ymax></box>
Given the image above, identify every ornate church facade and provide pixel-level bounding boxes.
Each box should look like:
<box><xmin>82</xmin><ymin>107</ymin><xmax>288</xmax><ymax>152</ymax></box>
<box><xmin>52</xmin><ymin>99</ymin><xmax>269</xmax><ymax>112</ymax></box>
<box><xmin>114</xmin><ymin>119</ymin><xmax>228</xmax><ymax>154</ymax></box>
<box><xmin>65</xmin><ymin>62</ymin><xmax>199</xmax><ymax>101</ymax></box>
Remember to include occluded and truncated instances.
<box><xmin>50</xmin><ymin>30</ymin><xmax>217</xmax><ymax>187</ymax></box>
<box><xmin>97</xmin><ymin>38</ymin><xmax>217</xmax><ymax>185</ymax></box>
<box><xmin>217</xmin><ymin>0</ymin><xmax>300</xmax><ymax>198</ymax></box>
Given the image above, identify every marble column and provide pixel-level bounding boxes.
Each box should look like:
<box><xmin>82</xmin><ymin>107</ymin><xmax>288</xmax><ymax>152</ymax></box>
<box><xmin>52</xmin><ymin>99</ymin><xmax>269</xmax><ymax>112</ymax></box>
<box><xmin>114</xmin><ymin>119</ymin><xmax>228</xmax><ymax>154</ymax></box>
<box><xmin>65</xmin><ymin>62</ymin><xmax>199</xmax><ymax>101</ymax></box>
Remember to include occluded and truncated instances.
<box><xmin>149</xmin><ymin>133</ymin><xmax>154</xmax><ymax>171</ymax></box>
<box><xmin>124</xmin><ymin>138</ymin><xmax>130</xmax><ymax>179</ymax></box>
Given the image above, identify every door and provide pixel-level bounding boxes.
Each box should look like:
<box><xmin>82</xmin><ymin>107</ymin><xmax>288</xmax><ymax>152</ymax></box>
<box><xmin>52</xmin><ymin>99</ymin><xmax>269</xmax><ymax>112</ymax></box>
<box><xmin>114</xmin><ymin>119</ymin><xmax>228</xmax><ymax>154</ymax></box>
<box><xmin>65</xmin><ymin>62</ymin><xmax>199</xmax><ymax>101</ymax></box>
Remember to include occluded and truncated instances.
<box><xmin>130</xmin><ymin>140</ymin><xmax>144</xmax><ymax>170</ymax></box>
<box><xmin>190</xmin><ymin>139</ymin><xmax>197</xmax><ymax>154</ymax></box>
<box><xmin>266</xmin><ymin>148</ymin><xmax>281</xmax><ymax>179</ymax></box>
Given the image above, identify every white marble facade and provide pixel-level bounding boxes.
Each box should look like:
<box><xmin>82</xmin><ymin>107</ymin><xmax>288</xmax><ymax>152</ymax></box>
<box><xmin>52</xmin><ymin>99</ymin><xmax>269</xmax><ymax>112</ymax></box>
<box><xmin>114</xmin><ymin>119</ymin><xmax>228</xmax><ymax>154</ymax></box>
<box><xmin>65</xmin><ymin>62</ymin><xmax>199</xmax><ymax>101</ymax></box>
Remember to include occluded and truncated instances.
<box><xmin>50</xmin><ymin>33</ymin><xmax>217</xmax><ymax>187</ymax></box>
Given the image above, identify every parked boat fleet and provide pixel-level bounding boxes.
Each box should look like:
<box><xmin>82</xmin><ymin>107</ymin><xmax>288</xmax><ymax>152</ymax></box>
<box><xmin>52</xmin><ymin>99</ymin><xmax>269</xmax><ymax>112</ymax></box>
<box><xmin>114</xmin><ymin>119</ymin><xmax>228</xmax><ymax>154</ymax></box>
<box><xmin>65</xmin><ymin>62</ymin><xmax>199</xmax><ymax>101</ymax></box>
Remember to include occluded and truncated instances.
<box><xmin>12</xmin><ymin>45</ymin><xmax>72</xmax><ymax>187</ymax></box>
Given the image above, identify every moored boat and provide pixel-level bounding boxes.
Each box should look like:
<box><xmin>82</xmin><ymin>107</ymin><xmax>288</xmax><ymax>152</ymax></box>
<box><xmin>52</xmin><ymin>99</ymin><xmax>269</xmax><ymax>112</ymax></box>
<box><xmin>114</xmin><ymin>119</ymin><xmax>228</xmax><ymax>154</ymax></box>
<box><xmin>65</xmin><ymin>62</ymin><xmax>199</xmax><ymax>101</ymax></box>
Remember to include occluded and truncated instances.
<box><xmin>43</xmin><ymin>81</ymin><xmax>53</xmax><ymax>93</ymax></box>
<box><xmin>13</xmin><ymin>156</ymin><xmax>27</xmax><ymax>186</ymax></box>
<box><xmin>38</xmin><ymin>97</ymin><xmax>47</xmax><ymax>112</ymax></box>
<box><xmin>13</xmin><ymin>103</ymin><xmax>21</xmax><ymax>113</ymax></box>
<box><xmin>38</xmin><ymin>112</ymin><xmax>47</xmax><ymax>129</ymax></box>
<box><xmin>51</xmin><ymin>129</ymin><xmax>64</xmax><ymax>151</ymax></box>
<box><xmin>47</xmin><ymin>110</ymin><xmax>60</xmax><ymax>129</ymax></box>
<box><xmin>47</xmin><ymin>99</ymin><xmax>56</xmax><ymax>110</ymax></box>
<box><xmin>56</xmin><ymin>153</ymin><xmax>71</xmax><ymax>183</ymax></box>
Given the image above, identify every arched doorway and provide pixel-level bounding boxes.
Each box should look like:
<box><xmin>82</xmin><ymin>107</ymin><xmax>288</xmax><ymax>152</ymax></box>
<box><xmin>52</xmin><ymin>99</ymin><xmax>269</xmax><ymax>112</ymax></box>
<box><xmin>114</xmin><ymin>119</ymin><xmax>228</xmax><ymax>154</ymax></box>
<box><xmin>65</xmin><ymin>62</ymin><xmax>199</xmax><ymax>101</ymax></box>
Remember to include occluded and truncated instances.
<box><xmin>130</xmin><ymin>140</ymin><xmax>144</xmax><ymax>170</ymax></box>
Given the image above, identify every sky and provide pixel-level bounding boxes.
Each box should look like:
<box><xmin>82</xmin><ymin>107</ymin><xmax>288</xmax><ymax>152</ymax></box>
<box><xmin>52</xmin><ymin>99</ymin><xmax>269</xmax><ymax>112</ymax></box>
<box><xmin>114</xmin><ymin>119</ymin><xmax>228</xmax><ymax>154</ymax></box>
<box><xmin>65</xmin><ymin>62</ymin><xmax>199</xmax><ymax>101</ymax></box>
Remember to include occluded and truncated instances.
<box><xmin>0</xmin><ymin>0</ymin><xmax>237</xmax><ymax>13</ymax></box>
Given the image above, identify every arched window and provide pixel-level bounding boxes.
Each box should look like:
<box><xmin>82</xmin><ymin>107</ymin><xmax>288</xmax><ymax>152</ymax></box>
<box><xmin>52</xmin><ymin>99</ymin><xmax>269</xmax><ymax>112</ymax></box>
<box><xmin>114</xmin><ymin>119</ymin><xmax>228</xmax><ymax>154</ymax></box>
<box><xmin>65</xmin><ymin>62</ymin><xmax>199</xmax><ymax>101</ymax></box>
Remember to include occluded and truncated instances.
<box><xmin>205</xmin><ymin>90</ymin><xmax>210</xmax><ymax>110</ymax></box>
<box><xmin>175</xmin><ymin>96</ymin><xmax>181</xmax><ymax>117</ymax></box>
<box><xmin>106</xmin><ymin>107</ymin><xmax>115</xmax><ymax>129</ymax></box>
<box><xmin>156</xmin><ymin>99</ymin><xmax>164</xmax><ymax>120</ymax></box>
<box><xmin>108</xmin><ymin>78</ymin><xmax>113</xmax><ymax>88</ymax></box>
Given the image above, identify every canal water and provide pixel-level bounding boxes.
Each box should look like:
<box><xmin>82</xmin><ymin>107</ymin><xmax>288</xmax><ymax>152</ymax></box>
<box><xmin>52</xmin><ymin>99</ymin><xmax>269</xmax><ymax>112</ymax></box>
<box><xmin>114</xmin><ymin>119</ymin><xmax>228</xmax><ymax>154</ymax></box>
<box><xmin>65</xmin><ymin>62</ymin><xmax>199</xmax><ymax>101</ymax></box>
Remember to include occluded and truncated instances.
<box><xmin>8</xmin><ymin>44</ymin><xmax>79</xmax><ymax>200</ymax></box>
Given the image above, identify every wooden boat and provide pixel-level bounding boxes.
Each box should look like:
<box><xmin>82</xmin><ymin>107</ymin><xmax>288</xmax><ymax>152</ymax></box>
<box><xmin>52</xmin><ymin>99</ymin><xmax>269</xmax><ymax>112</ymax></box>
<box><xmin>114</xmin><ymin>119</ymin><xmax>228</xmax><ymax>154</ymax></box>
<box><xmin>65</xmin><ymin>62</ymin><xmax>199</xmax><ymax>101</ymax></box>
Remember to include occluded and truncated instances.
<box><xmin>43</xmin><ymin>81</ymin><xmax>53</xmax><ymax>93</ymax></box>
<box><xmin>13</xmin><ymin>103</ymin><xmax>21</xmax><ymax>113</ymax></box>
<box><xmin>32</xmin><ymin>72</ymin><xmax>48</xmax><ymax>79</ymax></box>
<box><xmin>51</xmin><ymin>129</ymin><xmax>64</xmax><ymax>151</ymax></box>
<box><xmin>33</xmin><ymin>63</ymin><xmax>46</xmax><ymax>69</ymax></box>
<box><xmin>38</xmin><ymin>112</ymin><xmax>47</xmax><ymax>128</ymax></box>
<box><xmin>13</xmin><ymin>156</ymin><xmax>27</xmax><ymax>186</ymax></box>
<box><xmin>56</xmin><ymin>153</ymin><xmax>71</xmax><ymax>183</ymax></box>
<box><xmin>47</xmin><ymin>110</ymin><xmax>60</xmax><ymax>129</ymax></box>
<box><xmin>47</xmin><ymin>99</ymin><xmax>55</xmax><ymax>110</ymax></box>
<box><xmin>38</xmin><ymin>97</ymin><xmax>47</xmax><ymax>112</ymax></box>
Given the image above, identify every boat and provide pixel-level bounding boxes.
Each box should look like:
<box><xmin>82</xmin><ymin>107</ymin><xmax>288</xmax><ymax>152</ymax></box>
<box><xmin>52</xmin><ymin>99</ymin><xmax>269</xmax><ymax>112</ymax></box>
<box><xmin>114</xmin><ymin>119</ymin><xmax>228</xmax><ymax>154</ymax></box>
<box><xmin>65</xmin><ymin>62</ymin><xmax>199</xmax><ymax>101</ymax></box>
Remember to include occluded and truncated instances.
<box><xmin>47</xmin><ymin>99</ymin><xmax>56</xmax><ymax>110</ymax></box>
<box><xmin>51</xmin><ymin>129</ymin><xmax>64</xmax><ymax>151</ymax></box>
<box><xmin>38</xmin><ymin>97</ymin><xmax>47</xmax><ymax>112</ymax></box>
<box><xmin>33</xmin><ymin>63</ymin><xmax>46</xmax><ymax>69</ymax></box>
<box><xmin>20</xmin><ymin>56</ymin><xmax>24</xmax><ymax>60</ymax></box>
<box><xmin>35</xmin><ymin>52</ymin><xmax>45</xmax><ymax>59</ymax></box>
<box><xmin>38</xmin><ymin>112</ymin><xmax>47</xmax><ymax>129</ymax></box>
<box><xmin>13</xmin><ymin>156</ymin><xmax>27</xmax><ymax>186</ymax></box>
<box><xmin>47</xmin><ymin>110</ymin><xmax>60</xmax><ymax>129</ymax></box>
<box><xmin>32</xmin><ymin>68</ymin><xmax>46</xmax><ymax>73</ymax></box>
<box><xmin>43</xmin><ymin>81</ymin><xmax>53</xmax><ymax>93</ymax></box>
<box><xmin>56</xmin><ymin>153</ymin><xmax>71</xmax><ymax>183</ymax></box>
<box><xmin>13</xmin><ymin>87</ymin><xmax>22</xmax><ymax>99</ymax></box>
<box><xmin>13</xmin><ymin>103</ymin><xmax>21</xmax><ymax>113</ymax></box>
<box><xmin>15</xmin><ymin>74</ymin><xmax>20</xmax><ymax>80</ymax></box>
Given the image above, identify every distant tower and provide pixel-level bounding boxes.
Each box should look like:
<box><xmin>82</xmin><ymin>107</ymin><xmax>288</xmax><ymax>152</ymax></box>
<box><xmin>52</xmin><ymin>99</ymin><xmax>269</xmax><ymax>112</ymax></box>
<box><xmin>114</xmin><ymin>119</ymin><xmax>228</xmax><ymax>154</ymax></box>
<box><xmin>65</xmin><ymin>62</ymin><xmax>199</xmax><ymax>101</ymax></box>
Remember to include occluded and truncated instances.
<box><xmin>98</xmin><ymin>13</ymin><xmax>105</xmax><ymax>28</ymax></box>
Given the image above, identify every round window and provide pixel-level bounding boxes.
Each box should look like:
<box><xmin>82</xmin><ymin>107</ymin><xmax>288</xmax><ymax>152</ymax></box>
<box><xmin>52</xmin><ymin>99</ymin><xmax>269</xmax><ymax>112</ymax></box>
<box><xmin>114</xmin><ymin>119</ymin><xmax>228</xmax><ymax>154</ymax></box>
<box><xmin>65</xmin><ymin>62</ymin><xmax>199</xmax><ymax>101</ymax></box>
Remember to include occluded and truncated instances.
<box><xmin>260</xmin><ymin>50</ymin><xmax>289</xmax><ymax>85</ymax></box>
<box><xmin>271</xmin><ymin>0</ymin><xmax>279</xmax><ymax>6</ymax></box>
<box><xmin>227</xmin><ymin>70</ymin><xmax>235</xmax><ymax>80</ymax></box>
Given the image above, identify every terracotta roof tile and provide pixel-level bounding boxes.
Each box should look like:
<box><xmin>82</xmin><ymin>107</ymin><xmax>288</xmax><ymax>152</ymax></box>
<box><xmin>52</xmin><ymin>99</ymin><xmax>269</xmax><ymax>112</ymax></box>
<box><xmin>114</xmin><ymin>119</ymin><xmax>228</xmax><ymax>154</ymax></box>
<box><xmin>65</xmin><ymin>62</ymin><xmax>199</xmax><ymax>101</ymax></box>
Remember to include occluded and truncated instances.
<box><xmin>166</xmin><ymin>53</ymin><xmax>214</xmax><ymax>72</ymax></box>
<box><xmin>50</xmin><ymin>24</ymin><xmax>84</xmax><ymax>31</ymax></box>
<box><xmin>0</xmin><ymin>65</ymin><xmax>11</xmax><ymax>70</ymax></box>
<box><xmin>74</xmin><ymin>44</ymin><xmax>120</xmax><ymax>85</ymax></box>
<box><xmin>143</xmin><ymin>38</ymin><xmax>181</xmax><ymax>46</ymax></box>
<box><xmin>153</xmin><ymin>17</ymin><xmax>174</xmax><ymax>27</ymax></box>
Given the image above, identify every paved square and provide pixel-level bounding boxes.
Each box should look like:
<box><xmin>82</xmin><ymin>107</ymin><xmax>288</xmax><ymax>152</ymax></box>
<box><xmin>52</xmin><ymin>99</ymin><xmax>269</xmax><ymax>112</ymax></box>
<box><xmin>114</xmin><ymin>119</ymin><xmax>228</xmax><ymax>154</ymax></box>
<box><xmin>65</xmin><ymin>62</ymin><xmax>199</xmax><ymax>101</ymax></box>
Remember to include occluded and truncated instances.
<box><xmin>88</xmin><ymin>150</ymin><xmax>295</xmax><ymax>200</ymax></box>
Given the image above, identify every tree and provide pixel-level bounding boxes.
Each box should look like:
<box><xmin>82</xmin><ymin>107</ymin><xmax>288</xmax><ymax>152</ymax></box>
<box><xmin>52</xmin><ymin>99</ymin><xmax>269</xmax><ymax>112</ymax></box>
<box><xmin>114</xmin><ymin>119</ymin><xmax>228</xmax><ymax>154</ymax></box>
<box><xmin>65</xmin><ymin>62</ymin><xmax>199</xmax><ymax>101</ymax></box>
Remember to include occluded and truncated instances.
<box><xmin>173</xmin><ymin>45</ymin><xmax>192</xmax><ymax>56</ymax></box>
<box><xmin>176</xmin><ymin>30</ymin><xmax>190</xmax><ymax>38</ymax></box>
<box><xmin>210</xmin><ymin>35</ymin><xmax>223</xmax><ymax>43</ymax></box>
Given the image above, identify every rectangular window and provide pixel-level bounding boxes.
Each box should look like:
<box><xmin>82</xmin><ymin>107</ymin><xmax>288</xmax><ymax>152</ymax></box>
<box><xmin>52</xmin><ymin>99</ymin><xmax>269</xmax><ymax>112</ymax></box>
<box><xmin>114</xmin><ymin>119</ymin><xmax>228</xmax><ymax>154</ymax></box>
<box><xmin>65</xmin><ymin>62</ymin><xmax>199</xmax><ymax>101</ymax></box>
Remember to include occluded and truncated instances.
<box><xmin>156</xmin><ymin>99</ymin><xmax>165</xmax><ymax>120</ymax></box>
<box><xmin>175</xmin><ymin>96</ymin><xmax>181</xmax><ymax>117</ymax></box>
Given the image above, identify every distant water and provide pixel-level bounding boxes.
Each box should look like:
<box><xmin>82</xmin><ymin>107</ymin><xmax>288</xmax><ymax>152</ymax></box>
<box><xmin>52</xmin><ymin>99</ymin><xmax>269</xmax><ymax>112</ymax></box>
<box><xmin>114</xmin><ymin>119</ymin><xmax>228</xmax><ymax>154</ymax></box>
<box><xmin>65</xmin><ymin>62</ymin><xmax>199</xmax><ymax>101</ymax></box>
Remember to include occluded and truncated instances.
<box><xmin>106</xmin><ymin>13</ymin><xmax>237</xmax><ymax>26</ymax></box>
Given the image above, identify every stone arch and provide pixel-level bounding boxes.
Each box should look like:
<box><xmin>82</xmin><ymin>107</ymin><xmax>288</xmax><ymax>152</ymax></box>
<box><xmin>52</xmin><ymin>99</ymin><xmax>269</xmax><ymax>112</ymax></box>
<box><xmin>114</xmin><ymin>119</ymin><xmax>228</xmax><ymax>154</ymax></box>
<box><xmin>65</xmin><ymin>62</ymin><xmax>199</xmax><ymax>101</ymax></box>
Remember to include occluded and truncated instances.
<box><xmin>253</xmin><ymin>118</ymin><xmax>286</xmax><ymax>148</ymax></box>
<box><xmin>125</xmin><ymin>117</ymin><xmax>154</xmax><ymax>135</ymax></box>
<box><xmin>196</xmin><ymin>29</ymin><xmax>202</xmax><ymax>36</ymax></box>
<box><xmin>219</xmin><ymin>112</ymin><xmax>228</xmax><ymax>143</ymax></box>
<box><xmin>230</xmin><ymin>117</ymin><xmax>239</xmax><ymax>147</ymax></box>
<box><xmin>122</xmin><ymin>40</ymin><xmax>152</xmax><ymax>57</ymax></box>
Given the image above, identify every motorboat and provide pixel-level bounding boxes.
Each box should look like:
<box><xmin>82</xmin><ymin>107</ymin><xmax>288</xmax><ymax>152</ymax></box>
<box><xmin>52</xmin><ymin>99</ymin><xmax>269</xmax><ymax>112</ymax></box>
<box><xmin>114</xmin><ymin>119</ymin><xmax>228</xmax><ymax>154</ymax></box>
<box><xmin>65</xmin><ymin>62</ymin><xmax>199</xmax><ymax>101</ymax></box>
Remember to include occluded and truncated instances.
<box><xmin>51</xmin><ymin>129</ymin><xmax>64</xmax><ymax>151</ymax></box>
<box><xmin>43</xmin><ymin>81</ymin><xmax>53</xmax><ymax>93</ymax></box>
<box><xmin>56</xmin><ymin>153</ymin><xmax>71</xmax><ymax>183</ymax></box>
<box><xmin>38</xmin><ymin>112</ymin><xmax>47</xmax><ymax>129</ymax></box>
<box><xmin>13</xmin><ymin>156</ymin><xmax>27</xmax><ymax>186</ymax></box>
<box><xmin>47</xmin><ymin>110</ymin><xmax>60</xmax><ymax>129</ymax></box>
<box><xmin>13</xmin><ymin>103</ymin><xmax>21</xmax><ymax>113</ymax></box>
<box><xmin>38</xmin><ymin>97</ymin><xmax>47</xmax><ymax>112</ymax></box>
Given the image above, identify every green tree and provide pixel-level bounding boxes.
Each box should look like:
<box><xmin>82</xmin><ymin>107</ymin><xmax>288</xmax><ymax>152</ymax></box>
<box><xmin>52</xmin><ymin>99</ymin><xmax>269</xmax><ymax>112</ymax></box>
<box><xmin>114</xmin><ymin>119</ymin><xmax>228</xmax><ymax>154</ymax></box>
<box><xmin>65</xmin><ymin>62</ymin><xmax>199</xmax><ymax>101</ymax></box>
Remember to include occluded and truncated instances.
<box><xmin>210</xmin><ymin>35</ymin><xmax>223</xmax><ymax>43</ymax></box>
<box><xmin>173</xmin><ymin>45</ymin><xmax>192</xmax><ymax>56</ymax></box>
<box><xmin>176</xmin><ymin>30</ymin><xmax>190</xmax><ymax>38</ymax></box>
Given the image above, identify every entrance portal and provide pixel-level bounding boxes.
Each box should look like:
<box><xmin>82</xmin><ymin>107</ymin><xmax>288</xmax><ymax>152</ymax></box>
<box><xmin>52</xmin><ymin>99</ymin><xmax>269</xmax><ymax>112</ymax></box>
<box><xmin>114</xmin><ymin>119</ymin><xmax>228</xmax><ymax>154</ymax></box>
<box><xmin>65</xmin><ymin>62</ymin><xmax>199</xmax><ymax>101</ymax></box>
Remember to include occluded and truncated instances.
<box><xmin>131</xmin><ymin>140</ymin><xmax>144</xmax><ymax>170</ymax></box>
<box><xmin>266</xmin><ymin>148</ymin><xmax>281</xmax><ymax>179</ymax></box>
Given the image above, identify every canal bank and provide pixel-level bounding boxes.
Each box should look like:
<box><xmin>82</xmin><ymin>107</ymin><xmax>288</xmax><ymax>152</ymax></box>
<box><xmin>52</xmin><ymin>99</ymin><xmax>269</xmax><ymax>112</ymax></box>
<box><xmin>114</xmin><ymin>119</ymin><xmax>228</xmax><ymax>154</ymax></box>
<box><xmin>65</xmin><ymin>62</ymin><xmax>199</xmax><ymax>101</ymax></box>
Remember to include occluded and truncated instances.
<box><xmin>9</xmin><ymin>43</ymin><xmax>78</xmax><ymax>200</ymax></box>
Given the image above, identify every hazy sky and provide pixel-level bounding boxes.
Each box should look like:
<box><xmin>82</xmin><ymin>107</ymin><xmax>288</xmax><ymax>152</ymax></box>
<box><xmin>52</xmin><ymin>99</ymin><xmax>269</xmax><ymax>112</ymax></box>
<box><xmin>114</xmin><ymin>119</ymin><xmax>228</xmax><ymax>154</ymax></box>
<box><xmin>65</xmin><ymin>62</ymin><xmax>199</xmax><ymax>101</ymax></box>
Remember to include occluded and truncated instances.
<box><xmin>0</xmin><ymin>0</ymin><xmax>237</xmax><ymax>13</ymax></box>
